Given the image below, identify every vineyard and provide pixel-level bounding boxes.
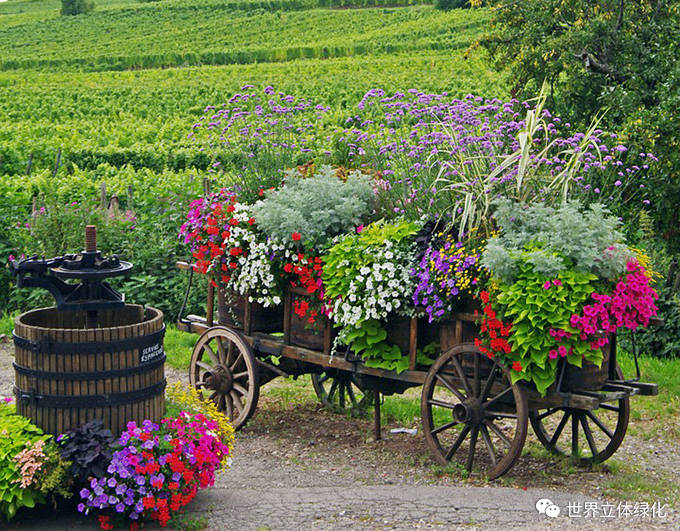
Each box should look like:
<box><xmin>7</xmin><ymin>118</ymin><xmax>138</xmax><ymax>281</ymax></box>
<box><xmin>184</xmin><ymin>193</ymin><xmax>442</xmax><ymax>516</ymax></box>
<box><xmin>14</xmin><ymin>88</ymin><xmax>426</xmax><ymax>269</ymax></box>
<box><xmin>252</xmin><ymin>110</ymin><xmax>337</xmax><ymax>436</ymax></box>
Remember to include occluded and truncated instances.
<box><xmin>0</xmin><ymin>0</ymin><xmax>504</xmax><ymax>316</ymax></box>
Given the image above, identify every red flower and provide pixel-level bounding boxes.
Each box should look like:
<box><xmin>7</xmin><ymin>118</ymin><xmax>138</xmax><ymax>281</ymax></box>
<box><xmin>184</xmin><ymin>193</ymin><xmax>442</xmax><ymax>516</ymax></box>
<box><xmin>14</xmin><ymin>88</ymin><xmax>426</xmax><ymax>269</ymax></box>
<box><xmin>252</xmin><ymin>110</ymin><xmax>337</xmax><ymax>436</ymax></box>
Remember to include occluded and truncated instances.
<box><xmin>229</xmin><ymin>247</ymin><xmax>242</xmax><ymax>256</ymax></box>
<box><xmin>229</xmin><ymin>262</ymin><xmax>238</xmax><ymax>269</ymax></box>
<box><xmin>512</xmin><ymin>361</ymin><xmax>523</xmax><ymax>372</ymax></box>
<box><xmin>248</xmin><ymin>217</ymin><xmax>255</xmax><ymax>225</ymax></box>
<box><xmin>226</xmin><ymin>204</ymin><xmax>235</xmax><ymax>213</ymax></box>
<box><xmin>291</xmin><ymin>232</ymin><xmax>301</xmax><ymax>241</ymax></box>
<box><xmin>480</xmin><ymin>291</ymin><xmax>490</xmax><ymax>304</ymax></box>
<box><xmin>228</xmin><ymin>218</ymin><xmax>238</xmax><ymax>226</ymax></box>
<box><xmin>283</xmin><ymin>263</ymin><xmax>293</xmax><ymax>273</ymax></box>
<box><xmin>258</xmin><ymin>188</ymin><xmax>264</xmax><ymax>197</ymax></box>
<box><xmin>143</xmin><ymin>496</ymin><xmax>156</xmax><ymax>509</ymax></box>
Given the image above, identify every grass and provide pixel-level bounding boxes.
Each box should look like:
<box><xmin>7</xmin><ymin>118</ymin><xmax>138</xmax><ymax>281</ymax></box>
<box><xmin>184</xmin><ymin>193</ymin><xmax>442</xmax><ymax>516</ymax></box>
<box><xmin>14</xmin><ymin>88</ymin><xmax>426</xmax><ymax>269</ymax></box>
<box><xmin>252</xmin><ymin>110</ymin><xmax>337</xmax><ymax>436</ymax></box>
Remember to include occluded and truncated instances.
<box><xmin>164</xmin><ymin>325</ymin><xmax>196</xmax><ymax>370</ymax></box>
<box><xmin>0</xmin><ymin>313</ymin><xmax>15</xmax><ymax>336</ymax></box>
<box><xmin>603</xmin><ymin>460</ymin><xmax>680</xmax><ymax>507</ymax></box>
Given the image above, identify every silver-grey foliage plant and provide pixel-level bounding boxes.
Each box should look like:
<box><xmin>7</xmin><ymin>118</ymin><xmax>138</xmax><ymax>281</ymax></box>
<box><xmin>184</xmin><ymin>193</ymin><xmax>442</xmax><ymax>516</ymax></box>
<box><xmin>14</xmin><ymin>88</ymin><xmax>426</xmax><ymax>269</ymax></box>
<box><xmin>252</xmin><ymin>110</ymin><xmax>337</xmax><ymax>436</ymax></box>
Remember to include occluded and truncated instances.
<box><xmin>481</xmin><ymin>199</ymin><xmax>634</xmax><ymax>283</ymax></box>
<box><xmin>252</xmin><ymin>165</ymin><xmax>374</xmax><ymax>248</ymax></box>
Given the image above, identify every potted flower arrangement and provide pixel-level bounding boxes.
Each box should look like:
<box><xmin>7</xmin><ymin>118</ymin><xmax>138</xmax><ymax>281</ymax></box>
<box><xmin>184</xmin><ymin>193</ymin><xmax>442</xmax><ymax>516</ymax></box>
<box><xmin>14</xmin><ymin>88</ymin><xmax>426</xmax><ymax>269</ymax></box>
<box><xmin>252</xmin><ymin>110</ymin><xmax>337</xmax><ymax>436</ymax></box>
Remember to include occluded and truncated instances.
<box><xmin>179</xmin><ymin>188</ymin><xmax>283</xmax><ymax>332</ymax></box>
<box><xmin>477</xmin><ymin>199</ymin><xmax>658</xmax><ymax>394</ymax></box>
<box><xmin>182</xmin><ymin>84</ymin><xmax>660</xmax><ymax>391</ymax></box>
<box><xmin>251</xmin><ymin>165</ymin><xmax>375</xmax><ymax>349</ymax></box>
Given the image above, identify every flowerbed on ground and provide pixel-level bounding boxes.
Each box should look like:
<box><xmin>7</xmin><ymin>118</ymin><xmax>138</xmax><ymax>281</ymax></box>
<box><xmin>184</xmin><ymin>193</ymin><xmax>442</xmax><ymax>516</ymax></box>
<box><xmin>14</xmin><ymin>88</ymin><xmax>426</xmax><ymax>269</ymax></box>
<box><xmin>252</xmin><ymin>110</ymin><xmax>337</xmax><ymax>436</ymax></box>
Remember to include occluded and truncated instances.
<box><xmin>0</xmin><ymin>383</ymin><xmax>234</xmax><ymax>529</ymax></box>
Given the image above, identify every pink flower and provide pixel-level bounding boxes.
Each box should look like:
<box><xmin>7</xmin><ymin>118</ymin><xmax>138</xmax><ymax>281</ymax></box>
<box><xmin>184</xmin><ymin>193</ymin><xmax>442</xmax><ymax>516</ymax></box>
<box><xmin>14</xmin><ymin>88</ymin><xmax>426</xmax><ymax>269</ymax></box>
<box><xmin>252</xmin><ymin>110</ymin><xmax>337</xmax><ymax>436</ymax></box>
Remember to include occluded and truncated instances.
<box><xmin>548</xmin><ymin>349</ymin><xmax>558</xmax><ymax>359</ymax></box>
<box><xmin>552</xmin><ymin>279</ymin><xmax>562</xmax><ymax>286</ymax></box>
<box><xmin>356</xmin><ymin>225</ymin><xmax>364</xmax><ymax>233</ymax></box>
<box><xmin>543</xmin><ymin>280</ymin><xmax>551</xmax><ymax>290</ymax></box>
<box><xmin>558</xmin><ymin>345</ymin><xmax>567</xmax><ymax>357</ymax></box>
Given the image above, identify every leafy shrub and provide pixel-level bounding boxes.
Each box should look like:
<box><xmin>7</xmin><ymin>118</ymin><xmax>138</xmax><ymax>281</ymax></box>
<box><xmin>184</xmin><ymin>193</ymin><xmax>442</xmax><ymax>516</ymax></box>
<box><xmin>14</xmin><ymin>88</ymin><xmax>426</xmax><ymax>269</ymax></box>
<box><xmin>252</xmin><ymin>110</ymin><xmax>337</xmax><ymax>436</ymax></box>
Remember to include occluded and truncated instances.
<box><xmin>4</xmin><ymin>167</ymin><xmax>206</xmax><ymax>320</ymax></box>
<box><xmin>57</xmin><ymin>420</ymin><xmax>115</xmax><ymax>484</ymax></box>
<box><xmin>0</xmin><ymin>402</ymin><xmax>71</xmax><ymax>520</ymax></box>
<box><xmin>481</xmin><ymin>0</ymin><xmax>680</xmax><ymax>250</ymax></box>
<box><xmin>61</xmin><ymin>0</ymin><xmax>94</xmax><ymax>15</ymax></box>
<box><xmin>633</xmin><ymin>263</ymin><xmax>680</xmax><ymax>358</ymax></box>
<box><xmin>482</xmin><ymin>200</ymin><xmax>633</xmax><ymax>284</ymax></box>
<box><xmin>252</xmin><ymin>166</ymin><xmax>374</xmax><ymax>249</ymax></box>
<box><xmin>435</xmin><ymin>0</ymin><xmax>468</xmax><ymax>10</ymax></box>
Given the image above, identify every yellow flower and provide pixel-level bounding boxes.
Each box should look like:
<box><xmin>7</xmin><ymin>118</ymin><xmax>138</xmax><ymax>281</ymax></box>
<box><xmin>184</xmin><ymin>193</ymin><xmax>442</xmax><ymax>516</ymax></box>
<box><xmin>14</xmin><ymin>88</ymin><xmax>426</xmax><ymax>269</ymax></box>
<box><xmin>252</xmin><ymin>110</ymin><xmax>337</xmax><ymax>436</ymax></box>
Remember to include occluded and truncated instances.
<box><xmin>166</xmin><ymin>382</ymin><xmax>235</xmax><ymax>466</ymax></box>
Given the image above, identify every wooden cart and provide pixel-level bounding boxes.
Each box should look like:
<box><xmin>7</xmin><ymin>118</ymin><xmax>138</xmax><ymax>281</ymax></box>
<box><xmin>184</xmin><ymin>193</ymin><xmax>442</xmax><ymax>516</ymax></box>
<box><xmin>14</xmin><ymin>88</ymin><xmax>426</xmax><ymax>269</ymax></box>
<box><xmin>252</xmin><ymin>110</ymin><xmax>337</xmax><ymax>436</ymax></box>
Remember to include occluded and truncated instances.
<box><xmin>176</xmin><ymin>261</ymin><xmax>660</xmax><ymax>479</ymax></box>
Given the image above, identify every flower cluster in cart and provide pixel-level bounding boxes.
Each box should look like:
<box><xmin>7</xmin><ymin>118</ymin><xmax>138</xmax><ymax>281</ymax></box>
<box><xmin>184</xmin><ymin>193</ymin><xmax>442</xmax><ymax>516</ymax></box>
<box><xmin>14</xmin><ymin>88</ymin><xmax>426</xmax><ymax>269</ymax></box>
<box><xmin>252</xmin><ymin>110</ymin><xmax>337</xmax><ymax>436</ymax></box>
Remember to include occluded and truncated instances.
<box><xmin>182</xmin><ymin>85</ymin><xmax>660</xmax><ymax>391</ymax></box>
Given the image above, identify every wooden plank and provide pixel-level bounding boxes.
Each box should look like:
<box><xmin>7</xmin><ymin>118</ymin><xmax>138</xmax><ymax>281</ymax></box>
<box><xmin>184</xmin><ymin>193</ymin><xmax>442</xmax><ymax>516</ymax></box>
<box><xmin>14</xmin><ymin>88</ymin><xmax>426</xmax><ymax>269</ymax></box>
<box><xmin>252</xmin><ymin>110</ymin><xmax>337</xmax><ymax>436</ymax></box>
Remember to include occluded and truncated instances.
<box><xmin>527</xmin><ymin>389</ymin><xmax>600</xmax><ymax>411</ymax></box>
<box><xmin>451</xmin><ymin>312</ymin><xmax>480</xmax><ymax>323</ymax></box>
<box><xmin>408</xmin><ymin>317</ymin><xmax>417</xmax><ymax>371</ymax></box>
<box><xmin>607</xmin><ymin>379</ymin><xmax>658</xmax><ymax>396</ymax></box>
<box><xmin>243</xmin><ymin>297</ymin><xmax>253</xmax><ymax>336</ymax></box>
<box><xmin>323</xmin><ymin>319</ymin><xmax>333</xmax><ymax>357</ymax></box>
<box><xmin>454</xmin><ymin>319</ymin><xmax>463</xmax><ymax>345</ymax></box>
<box><xmin>243</xmin><ymin>336</ymin><xmax>428</xmax><ymax>385</ymax></box>
<box><xmin>283</xmin><ymin>290</ymin><xmax>292</xmax><ymax>345</ymax></box>
<box><xmin>206</xmin><ymin>282</ymin><xmax>215</xmax><ymax>327</ymax></box>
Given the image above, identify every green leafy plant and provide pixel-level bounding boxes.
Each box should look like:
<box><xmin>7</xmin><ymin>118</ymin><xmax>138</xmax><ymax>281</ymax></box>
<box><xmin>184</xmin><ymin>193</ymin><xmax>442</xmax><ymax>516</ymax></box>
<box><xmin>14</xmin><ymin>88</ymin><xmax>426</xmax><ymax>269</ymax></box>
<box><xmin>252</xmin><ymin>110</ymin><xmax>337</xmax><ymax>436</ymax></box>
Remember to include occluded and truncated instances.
<box><xmin>495</xmin><ymin>265</ymin><xmax>602</xmax><ymax>395</ymax></box>
<box><xmin>482</xmin><ymin>199</ymin><xmax>632</xmax><ymax>284</ymax></box>
<box><xmin>252</xmin><ymin>166</ymin><xmax>374</xmax><ymax>249</ymax></box>
<box><xmin>0</xmin><ymin>402</ymin><xmax>71</xmax><ymax>520</ymax></box>
<box><xmin>323</xmin><ymin>219</ymin><xmax>419</xmax><ymax>371</ymax></box>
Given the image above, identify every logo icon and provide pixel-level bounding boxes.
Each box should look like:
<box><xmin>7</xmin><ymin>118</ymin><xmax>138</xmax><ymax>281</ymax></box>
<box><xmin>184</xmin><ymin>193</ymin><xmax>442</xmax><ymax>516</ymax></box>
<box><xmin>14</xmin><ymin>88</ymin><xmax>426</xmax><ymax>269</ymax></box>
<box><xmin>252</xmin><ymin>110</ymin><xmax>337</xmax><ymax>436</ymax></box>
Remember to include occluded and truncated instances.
<box><xmin>536</xmin><ymin>498</ymin><xmax>561</xmax><ymax>518</ymax></box>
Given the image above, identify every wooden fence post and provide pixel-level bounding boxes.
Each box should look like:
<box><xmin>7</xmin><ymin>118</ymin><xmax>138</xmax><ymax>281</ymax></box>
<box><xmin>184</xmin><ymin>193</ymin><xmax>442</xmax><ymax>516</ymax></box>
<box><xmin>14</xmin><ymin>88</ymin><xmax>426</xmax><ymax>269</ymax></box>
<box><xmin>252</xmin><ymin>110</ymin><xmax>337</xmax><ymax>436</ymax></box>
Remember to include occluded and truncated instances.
<box><xmin>52</xmin><ymin>148</ymin><xmax>61</xmax><ymax>177</ymax></box>
<box><xmin>100</xmin><ymin>182</ymin><xmax>107</xmax><ymax>210</ymax></box>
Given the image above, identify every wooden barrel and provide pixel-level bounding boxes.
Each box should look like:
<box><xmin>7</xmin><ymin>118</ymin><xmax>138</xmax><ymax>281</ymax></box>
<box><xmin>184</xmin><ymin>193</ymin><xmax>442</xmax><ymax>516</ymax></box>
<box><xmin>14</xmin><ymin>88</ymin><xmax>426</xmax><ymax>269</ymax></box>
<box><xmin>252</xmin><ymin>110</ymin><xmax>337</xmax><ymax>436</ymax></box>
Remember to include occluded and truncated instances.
<box><xmin>13</xmin><ymin>304</ymin><xmax>165</xmax><ymax>436</ymax></box>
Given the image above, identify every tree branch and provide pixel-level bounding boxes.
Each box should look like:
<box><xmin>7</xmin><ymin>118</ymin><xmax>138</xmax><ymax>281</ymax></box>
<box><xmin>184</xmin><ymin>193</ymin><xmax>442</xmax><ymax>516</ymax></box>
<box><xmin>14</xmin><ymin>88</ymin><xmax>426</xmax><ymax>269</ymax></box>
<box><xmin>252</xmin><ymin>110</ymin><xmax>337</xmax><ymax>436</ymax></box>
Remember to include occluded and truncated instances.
<box><xmin>575</xmin><ymin>50</ymin><xmax>625</xmax><ymax>83</ymax></box>
<box><xmin>616</xmin><ymin>0</ymin><xmax>625</xmax><ymax>30</ymax></box>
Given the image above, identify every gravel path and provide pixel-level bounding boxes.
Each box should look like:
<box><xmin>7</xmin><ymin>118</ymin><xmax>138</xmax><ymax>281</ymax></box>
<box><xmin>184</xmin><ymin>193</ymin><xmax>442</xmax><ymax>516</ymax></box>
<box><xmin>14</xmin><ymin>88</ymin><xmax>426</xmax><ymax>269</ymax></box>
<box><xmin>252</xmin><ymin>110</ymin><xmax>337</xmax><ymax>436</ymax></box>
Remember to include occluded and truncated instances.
<box><xmin>1</xmin><ymin>341</ymin><xmax>678</xmax><ymax>530</ymax></box>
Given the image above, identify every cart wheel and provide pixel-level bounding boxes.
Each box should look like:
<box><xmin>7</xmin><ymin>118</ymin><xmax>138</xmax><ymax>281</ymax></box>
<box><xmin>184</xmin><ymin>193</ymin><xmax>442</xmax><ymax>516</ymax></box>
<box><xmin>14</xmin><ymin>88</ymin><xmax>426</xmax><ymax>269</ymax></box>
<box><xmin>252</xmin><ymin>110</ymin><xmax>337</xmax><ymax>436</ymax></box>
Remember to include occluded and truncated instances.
<box><xmin>421</xmin><ymin>344</ymin><xmax>528</xmax><ymax>480</ymax></box>
<box><xmin>529</xmin><ymin>366</ymin><xmax>629</xmax><ymax>465</ymax></box>
<box><xmin>189</xmin><ymin>326</ymin><xmax>259</xmax><ymax>431</ymax></box>
<box><xmin>311</xmin><ymin>369</ymin><xmax>371</xmax><ymax>416</ymax></box>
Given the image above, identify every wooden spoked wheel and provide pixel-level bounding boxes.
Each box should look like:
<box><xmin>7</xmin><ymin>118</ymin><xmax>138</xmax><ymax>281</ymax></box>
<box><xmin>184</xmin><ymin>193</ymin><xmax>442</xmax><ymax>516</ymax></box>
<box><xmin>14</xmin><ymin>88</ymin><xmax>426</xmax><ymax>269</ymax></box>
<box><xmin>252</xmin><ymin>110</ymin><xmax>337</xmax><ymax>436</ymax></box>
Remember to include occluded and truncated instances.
<box><xmin>189</xmin><ymin>326</ymin><xmax>259</xmax><ymax>430</ymax></box>
<box><xmin>421</xmin><ymin>344</ymin><xmax>528</xmax><ymax>480</ymax></box>
<box><xmin>311</xmin><ymin>369</ymin><xmax>371</xmax><ymax>416</ymax></box>
<box><xmin>529</xmin><ymin>366</ymin><xmax>629</xmax><ymax>465</ymax></box>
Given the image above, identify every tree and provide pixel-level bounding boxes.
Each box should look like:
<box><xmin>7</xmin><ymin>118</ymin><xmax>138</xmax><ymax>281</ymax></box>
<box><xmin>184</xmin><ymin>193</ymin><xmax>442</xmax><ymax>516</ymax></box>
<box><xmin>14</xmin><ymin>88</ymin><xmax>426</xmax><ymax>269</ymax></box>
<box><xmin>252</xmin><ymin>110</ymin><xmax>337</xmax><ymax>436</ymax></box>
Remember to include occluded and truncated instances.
<box><xmin>482</xmin><ymin>1</ymin><xmax>680</xmax><ymax>249</ymax></box>
<box><xmin>61</xmin><ymin>0</ymin><xmax>95</xmax><ymax>15</ymax></box>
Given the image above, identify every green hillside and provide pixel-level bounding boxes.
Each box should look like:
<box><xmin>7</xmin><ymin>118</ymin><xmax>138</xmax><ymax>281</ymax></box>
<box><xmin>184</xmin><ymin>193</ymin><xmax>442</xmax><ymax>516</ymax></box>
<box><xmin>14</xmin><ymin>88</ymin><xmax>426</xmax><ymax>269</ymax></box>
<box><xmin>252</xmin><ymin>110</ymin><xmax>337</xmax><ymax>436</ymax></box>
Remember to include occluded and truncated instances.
<box><xmin>0</xmin><ymin>0</ymin><xmax>503</xmax><ymax>177</ymax></box>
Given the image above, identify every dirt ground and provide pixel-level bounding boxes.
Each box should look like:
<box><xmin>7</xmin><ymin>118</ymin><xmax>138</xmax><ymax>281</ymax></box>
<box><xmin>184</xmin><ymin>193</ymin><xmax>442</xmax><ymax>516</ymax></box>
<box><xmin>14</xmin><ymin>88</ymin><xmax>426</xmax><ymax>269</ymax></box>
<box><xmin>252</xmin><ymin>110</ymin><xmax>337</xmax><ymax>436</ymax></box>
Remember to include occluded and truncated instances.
<box><xmin>1</xmin><ymin>340</ymin><xmax>678</xmax><ymax>530</ymax></box>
